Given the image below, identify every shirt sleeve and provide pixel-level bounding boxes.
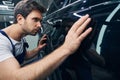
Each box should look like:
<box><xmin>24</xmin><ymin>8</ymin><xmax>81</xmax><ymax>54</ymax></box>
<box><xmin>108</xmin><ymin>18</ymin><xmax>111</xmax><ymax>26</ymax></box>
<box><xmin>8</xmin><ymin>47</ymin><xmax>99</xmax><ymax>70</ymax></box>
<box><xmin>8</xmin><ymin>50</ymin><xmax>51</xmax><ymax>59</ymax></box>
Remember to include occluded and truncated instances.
<box><xmin>0</xmin><ymin>35</ymin><xmax>14</xmax><ymax>62</ymax></box>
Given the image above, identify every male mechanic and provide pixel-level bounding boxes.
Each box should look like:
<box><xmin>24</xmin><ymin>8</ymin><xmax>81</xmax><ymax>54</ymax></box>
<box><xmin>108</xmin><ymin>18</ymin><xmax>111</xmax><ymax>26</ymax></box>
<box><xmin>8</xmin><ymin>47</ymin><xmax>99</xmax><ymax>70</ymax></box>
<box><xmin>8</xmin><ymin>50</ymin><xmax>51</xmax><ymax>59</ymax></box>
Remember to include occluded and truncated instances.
<box><xmin>0</xmin><ymin>0</ymin><xmax>92</xmax><ymax>80</ymax></box>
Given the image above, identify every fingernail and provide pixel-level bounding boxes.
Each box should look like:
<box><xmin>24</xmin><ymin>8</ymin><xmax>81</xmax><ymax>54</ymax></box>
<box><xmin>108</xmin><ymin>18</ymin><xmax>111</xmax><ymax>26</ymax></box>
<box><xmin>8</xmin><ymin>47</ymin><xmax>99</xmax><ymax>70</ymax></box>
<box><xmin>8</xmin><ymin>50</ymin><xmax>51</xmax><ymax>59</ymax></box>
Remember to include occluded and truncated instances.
<box><xmin>85</xmin><ymin>14</ymin><xmax>89</xmax><ymax>17</ymax></box>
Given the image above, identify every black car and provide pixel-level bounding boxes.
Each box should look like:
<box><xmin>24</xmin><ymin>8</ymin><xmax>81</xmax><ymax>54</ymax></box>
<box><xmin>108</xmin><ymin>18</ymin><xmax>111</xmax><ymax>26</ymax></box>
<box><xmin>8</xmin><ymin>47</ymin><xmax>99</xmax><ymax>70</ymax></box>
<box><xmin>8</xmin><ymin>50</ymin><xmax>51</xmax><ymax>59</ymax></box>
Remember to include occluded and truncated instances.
<box><xmin>39</xmin><ymin>0</ymin><xmax>120</xmax><ymax>80</ymax></box>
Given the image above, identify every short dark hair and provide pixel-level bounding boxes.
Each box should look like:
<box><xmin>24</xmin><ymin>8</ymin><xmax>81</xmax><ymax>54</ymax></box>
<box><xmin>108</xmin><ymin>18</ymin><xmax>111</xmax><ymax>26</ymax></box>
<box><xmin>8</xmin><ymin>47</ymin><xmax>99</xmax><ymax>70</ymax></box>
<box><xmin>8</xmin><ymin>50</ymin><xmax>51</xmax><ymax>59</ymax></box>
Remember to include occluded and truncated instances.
<box><xmin>13</xmin><ymin>0</ymin><xmax>46</xmax><ymax>23</ymax></box>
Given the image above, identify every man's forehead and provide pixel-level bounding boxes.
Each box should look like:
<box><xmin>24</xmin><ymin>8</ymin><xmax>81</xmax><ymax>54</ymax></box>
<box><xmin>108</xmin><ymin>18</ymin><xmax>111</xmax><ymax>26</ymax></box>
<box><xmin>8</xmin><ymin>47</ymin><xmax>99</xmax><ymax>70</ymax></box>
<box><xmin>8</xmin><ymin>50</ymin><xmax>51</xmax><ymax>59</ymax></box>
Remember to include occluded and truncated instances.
<box><xmin>28</xmin><ymin>10</ymin><xmax>43</xmax><ymax>19</ymax></box>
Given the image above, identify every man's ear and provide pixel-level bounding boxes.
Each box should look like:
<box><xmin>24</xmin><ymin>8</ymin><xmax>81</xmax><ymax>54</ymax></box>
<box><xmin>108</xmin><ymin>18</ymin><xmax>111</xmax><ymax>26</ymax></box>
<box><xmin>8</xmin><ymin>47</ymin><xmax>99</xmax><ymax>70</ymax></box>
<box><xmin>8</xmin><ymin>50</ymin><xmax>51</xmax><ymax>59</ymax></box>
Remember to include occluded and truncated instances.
<box><xmin>16</xmin><ymin>14</ymin><xmax>25</xmax><ymax>25</ymax></box>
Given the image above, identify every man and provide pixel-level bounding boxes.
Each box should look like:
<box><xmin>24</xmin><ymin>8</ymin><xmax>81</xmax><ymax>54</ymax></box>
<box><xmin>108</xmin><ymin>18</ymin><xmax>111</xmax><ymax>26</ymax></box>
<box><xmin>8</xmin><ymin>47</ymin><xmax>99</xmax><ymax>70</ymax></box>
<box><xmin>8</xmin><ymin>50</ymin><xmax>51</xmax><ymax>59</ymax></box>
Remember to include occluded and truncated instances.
<box><xmin>0</xmin><ymin>0</ymin><xmax>92</xmax><ymax>80</ymax></box>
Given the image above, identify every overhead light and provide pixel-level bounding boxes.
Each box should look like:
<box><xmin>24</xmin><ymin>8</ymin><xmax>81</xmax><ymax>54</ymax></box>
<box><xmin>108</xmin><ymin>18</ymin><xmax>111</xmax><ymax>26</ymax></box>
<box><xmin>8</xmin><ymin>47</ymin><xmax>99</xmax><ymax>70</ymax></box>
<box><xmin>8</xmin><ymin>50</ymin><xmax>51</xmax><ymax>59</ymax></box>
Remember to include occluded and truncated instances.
<box><xmin>2</xmin><ymin>1</ymin><xmax>14</xmax><ymax>10</ymax></box>
<box><xmin>2</xmin><ymin>1</ymin><xmax>13</xmax><ymax>5</ymax></box>
<box><xmin>0</xmin><ymin>5</ymin><xmax>8</xmax><ymax>10</ymax></box>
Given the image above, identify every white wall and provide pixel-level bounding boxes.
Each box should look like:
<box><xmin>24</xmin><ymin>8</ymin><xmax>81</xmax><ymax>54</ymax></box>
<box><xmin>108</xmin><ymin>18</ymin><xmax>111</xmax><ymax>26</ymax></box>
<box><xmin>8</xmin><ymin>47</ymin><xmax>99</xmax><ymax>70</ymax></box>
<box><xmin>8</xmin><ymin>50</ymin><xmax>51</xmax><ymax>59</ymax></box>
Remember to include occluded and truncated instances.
<box><xmin>25</xmin><ymin>34</ymin><xmax>39</xmax><ymax>50</ymax></box>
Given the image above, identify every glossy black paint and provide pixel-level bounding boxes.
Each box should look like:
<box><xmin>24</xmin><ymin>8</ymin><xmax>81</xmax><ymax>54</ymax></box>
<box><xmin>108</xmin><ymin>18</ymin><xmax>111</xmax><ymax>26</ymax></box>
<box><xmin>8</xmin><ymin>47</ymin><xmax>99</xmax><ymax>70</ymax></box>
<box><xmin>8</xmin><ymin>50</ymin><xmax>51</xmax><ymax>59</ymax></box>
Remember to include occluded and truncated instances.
<box><xmin>41</xmin><ymin>0</ymin><xmax>120</xmax><ymax>80</ymax></box>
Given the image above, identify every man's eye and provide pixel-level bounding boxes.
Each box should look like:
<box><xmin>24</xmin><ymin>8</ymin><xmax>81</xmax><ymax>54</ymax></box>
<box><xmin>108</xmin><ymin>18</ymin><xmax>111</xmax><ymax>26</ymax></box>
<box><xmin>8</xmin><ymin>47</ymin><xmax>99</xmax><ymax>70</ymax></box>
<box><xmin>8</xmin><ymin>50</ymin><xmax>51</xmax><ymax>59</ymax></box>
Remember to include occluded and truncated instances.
<box><xmin>33</xmin><ymin>18</ymin><xmax>40</xmax><ymax>22</ymax></box>
<box><xmin>34</xmin><ymin>18</ymin><xmax>39</xmax><ymax>22</ymax></box>
<box><xmin>40</xmin><ymin>20</ymin><xmax>42</xmax><ymax>23</ymax></box>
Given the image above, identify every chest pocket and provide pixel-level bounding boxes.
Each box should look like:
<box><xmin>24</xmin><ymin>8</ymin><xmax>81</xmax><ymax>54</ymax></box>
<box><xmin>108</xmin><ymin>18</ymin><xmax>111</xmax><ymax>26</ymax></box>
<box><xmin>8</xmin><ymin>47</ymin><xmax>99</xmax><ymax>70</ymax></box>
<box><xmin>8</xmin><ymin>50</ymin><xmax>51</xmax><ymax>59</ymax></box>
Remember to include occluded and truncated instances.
<box><xmin>0</xmin><ymin>30</ymin><xmax>29</xmax><ymax>64</ymax></box>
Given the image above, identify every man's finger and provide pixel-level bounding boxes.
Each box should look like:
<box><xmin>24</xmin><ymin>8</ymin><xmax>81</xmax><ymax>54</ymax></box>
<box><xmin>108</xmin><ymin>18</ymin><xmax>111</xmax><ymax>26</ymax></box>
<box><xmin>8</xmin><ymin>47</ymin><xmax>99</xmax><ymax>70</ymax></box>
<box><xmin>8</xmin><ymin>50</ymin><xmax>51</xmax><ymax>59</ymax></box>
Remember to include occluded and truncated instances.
<box><xmin>76</xmin><ymin>18</ymin><xmax>91</xmax><ymax>36</ymax></box>
<box><xmin>69</xmin><ymin>14</ymin><xmax>89</xmax><ymax>32</ymax></box>
<box><xmin>78</xmin><ymin>27</ymin><xmax>92</xmax><ymax>41</ymax></box>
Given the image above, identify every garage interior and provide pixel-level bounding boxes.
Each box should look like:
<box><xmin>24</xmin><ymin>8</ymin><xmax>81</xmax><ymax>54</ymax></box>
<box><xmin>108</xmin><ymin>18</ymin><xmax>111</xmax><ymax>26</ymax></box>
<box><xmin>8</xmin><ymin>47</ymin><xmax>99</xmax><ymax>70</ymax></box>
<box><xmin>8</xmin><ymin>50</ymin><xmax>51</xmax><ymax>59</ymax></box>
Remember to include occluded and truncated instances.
<box><xmin>0</xmin><ymin>0</ymin><xmax>120</xmax><ymax>80</ymax></box>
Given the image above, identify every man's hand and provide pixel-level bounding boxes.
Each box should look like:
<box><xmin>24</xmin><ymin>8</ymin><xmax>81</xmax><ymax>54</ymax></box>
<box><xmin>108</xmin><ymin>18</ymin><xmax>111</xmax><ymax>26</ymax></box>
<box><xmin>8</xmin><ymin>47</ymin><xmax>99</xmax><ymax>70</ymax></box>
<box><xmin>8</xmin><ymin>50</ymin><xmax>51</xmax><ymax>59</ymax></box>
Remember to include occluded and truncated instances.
<box><xmin>37</xmin><ymin>34</ymin><xmax>47</xmax><ymax>50</ymax></box>
<box><xmin>25</xmin><ymin>34</ymin><xmax>47</xmax><ymax>59</ymax></box>
<box><xmin>62</xmin><ymin>14</ymin><xmax>92</xmax><ymax>54</ymax></box>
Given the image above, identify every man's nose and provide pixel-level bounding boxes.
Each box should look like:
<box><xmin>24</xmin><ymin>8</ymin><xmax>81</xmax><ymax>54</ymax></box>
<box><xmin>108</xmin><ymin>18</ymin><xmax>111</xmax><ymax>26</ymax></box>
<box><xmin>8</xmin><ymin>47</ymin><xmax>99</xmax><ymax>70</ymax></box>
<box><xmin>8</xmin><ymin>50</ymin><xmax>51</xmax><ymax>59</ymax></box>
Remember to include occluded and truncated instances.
<box><xmin>37</xmin><ymin>21</ymin><xmax>42</xmax><ymax>28</ymax></box>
